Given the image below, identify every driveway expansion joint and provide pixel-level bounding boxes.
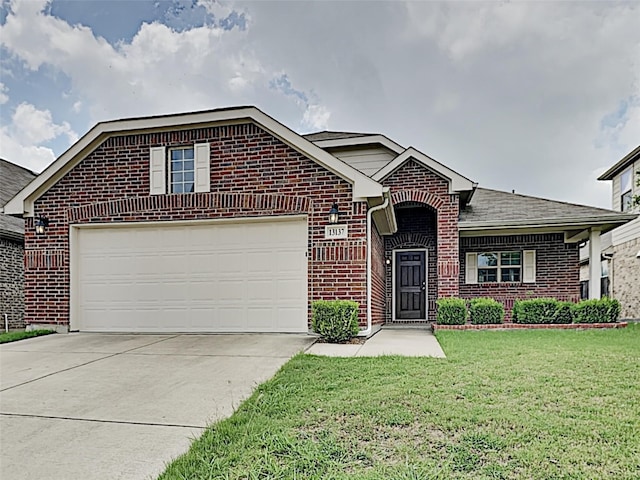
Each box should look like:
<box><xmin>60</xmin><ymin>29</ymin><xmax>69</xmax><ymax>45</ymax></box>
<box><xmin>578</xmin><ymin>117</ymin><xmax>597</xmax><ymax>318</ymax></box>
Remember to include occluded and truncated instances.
<box><xmin>0</xmin><ymin>334</ymin><xmax>181</xmax><ymax>393</ymax></box>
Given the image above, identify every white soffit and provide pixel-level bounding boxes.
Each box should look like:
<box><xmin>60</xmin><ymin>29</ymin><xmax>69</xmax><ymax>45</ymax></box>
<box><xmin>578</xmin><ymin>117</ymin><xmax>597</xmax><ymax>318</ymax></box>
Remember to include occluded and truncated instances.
<box><xmin>312</xmin><ymin>135</ymin><xmax>405</xmax><ymax>154</ymax></box>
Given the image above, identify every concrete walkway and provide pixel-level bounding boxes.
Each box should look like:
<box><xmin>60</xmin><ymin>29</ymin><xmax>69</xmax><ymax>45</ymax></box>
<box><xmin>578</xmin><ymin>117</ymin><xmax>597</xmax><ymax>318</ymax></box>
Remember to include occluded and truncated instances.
<box><xmin>305</xmin><ymin>327</ymin><xmax>446</xmax><ymax>357</ymax></box>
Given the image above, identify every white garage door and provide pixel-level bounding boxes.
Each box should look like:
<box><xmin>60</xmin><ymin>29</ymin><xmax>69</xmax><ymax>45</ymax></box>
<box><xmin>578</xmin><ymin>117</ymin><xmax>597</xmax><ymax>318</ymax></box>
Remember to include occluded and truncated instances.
<box><xmin>71</xmin><ymin>218</ymin><xmax>308</xmax><ymax>333</ymax></box>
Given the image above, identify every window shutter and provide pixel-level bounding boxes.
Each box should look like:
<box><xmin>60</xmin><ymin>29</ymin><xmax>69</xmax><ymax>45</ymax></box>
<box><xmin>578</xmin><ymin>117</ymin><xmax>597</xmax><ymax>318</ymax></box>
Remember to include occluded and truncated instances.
<box><xmin>149</xmin><ymin>146</ymin><xmax>166</xmax><ymax>195</ymax></box>
<box><xmin>523</xmin><ymin>250</ymin><xmax>536</xmax><ymax>283</ymax></box>
<box><xmin>194</xmin><ymin>142</ymin><xmax>211</xmax><ymax>193</ymax></box>
<box><xmin>465</xmin><ymin>252</ymin><xmax>478</xmax><ymax>284</ymax></box>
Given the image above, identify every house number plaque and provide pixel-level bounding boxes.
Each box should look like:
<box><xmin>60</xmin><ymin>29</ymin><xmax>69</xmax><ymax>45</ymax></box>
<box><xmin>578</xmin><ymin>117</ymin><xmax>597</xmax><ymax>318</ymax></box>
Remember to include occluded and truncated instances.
<box><xmin>325</xmin><ymin>225</ymin><xmax>348</xmax><ymax>239</ymax></box>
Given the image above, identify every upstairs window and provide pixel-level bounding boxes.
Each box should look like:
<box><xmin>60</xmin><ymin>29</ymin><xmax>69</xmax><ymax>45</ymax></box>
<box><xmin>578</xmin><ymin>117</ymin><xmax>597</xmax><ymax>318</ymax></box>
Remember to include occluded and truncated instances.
<box><xmin>170</xmin><ymin>147</ymin><xmax>195</xmax><ymax>193</ymax></box>
<box><xmin>149</xmin><ymin>143</ymin><xmax>210</xmax><ymax>195</ymax></box>
<box><xmin>620</xmin><ymin>168</ymin><xmax>632</xmax><ymax>212</ymax></box>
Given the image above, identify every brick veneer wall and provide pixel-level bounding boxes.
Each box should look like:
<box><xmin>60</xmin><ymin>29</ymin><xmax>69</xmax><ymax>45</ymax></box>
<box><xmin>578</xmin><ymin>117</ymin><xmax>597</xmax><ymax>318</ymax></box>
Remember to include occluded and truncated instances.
<box><xmin>384</xmin><ymin>204</ymin><xmax>437</xmax><ymax>321</ymax></box>
<box><xmin>382</xmin><ymin>160</ymin><xmax>461</xmax><ymax>312</ymax></box>
<box><xmin>26</xmin><ymin>123</ymin><xmax>370</xmax><ymax>329</ymax></box>
<box><xmin>0</xmin><ymin>237</ymin><xmax>26</xmax><ymax>329</ymax></box>
<box><xmin>371</xmin><ymin>223</ymin><xmax>386</xmax><ymax>326</ymax></box>
<box><xmin>459</xmin><ymin>233</ymin><xmax>580</xmax><ymax>319</ymax></box>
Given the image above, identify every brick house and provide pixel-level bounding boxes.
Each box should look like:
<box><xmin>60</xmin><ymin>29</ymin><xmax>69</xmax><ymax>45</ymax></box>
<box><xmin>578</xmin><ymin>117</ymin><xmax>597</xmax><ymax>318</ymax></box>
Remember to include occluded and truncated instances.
<box><xmin>580</xmin><ymin>145</ymin><xmax>640</xmax><ymax>319</ymax></box>
<box><xmin>4</xmin><ymin>107</ymin><xmax>636</xmax><ymax>334</ymax></box>
<box><xmin>1</xmin><ymin>158</ymin><xmax>37</xmax><ymax>330</ymax></box>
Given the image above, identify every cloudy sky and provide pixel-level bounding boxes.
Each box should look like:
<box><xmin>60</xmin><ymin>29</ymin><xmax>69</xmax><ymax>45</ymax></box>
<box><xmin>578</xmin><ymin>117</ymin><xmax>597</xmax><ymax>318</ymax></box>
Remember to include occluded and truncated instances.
<box><xmin>1</xmin><ymin>0</ymin><xmax>638</xmax><ymax>208</ymax></box>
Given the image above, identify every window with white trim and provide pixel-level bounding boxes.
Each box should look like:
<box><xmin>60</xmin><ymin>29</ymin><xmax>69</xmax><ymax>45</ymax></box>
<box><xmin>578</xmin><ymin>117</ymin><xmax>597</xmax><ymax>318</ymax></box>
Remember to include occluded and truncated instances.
<box><xmin>620</xmin><ymin>168</ymin><xmax>632</xmax><ymax>212</ymax></box>
<box><xmin>149</xmin><ymin>143</ymin><xmax>210</xmax><ymax>195</ymax></box>
<box><xmin>170</xmin><ymin>147</ymin><xmax>195</xmax><ymax>193</ymax></box>
<box><xmin>466</xmin><ymin>250</ymin><xmax>536</xmax><ymax>284</ymax></box>
<box><xmin>477</xmin><ymin>251</ymin><xmax>521</xmax><ymax>282</ymax></box>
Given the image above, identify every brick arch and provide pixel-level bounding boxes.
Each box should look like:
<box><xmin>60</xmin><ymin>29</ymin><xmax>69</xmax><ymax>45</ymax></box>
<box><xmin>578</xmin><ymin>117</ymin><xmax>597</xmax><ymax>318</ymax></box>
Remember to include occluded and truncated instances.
<box><xmin>391</xmin><ymin>190</ymin><xmax>444</xmax><ymax>210</ymax></box>
<box><xmin>386</xmin><ymin>232</ymin><xmax>433</xmax><ymax>250</ymax></box>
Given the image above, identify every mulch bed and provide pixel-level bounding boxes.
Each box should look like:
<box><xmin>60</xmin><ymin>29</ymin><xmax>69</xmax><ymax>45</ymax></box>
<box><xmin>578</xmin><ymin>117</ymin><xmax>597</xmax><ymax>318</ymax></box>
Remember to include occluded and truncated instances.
<box><xmin>314</xmin><ymin>336</ymin><xmax>367</xmax><ymax>344</ymax></box>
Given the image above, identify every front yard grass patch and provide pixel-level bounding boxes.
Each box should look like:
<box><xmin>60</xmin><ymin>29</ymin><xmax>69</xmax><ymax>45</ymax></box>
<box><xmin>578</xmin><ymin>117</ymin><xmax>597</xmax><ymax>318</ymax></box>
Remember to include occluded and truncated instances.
<box><xmin>0</xmin><ymin>329</ymin><xmax>54</xmax><ymax>344</ymax></box>
<box><xmin>159</xmin><ymin>324</ymin><xmax>640</xmax><ymax>479</ymax></box>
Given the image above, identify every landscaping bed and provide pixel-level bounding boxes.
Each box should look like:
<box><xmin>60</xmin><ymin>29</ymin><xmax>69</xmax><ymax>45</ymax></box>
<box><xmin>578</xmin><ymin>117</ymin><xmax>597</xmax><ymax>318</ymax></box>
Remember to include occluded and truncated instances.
<box><xmin>433</xmin><ymin>321</ymin><xmax>628</xmax><ymax>331</ymax></box>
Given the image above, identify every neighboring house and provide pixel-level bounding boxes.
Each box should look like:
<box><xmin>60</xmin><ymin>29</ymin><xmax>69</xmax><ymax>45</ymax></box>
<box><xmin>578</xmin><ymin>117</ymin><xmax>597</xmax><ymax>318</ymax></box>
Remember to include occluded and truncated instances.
<box><xmin>581</xmin><ymin>146</ymin><xmax>640</xmax><ymax>319</ymax></box>
<box><xmin>1</xmin><ymin>158</ymin><xmax>37</xmax><ymax>330</ymax></box>
<box><xmin>4</xmin><ymin>107</ymin><xmax>636</xmax><ymax>334</ymax></box>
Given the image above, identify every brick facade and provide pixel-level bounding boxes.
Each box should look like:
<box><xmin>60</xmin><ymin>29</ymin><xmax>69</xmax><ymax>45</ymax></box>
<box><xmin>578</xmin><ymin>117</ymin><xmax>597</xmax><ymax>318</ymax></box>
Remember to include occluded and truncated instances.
<box><xmin>0</xmin><ymin>237</ymin><xmax>26</xmax><ymax>329</ymax></box>
<box><xmin>459</xmin><ymin>233</ymin><xmax>580</xmax><ymax>319</ymax></box>
<box><xmin>26</xmin><ymin>123</ymin><xmax>370</xmax><ymax>329</ymax></box>
<box><xmin>381</xmin><ymin>160</ymin><xmax>460</xmax><ymax>322</ymax></box>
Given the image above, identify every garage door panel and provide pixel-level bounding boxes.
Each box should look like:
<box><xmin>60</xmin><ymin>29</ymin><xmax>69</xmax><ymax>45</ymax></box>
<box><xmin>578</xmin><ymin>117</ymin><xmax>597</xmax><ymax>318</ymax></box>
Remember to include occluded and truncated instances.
<box><xmin>74</xmin><ymin>219</ymin><xmax>307</xmax><ymax>332</ymax></box>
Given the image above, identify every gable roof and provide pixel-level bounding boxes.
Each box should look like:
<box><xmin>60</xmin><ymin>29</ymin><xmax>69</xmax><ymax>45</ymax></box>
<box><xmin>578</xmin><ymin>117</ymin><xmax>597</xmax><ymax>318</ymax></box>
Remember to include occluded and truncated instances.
<box><xmin>307</xmin><ymin>132</ymin><xmax>405</xmax><ymax>154</ymax></box>
<box><xmin>1</xmin><ymin>158</ymin><xmax>37</xmax><ymax>240</ymax></box>
<box><xmin>459</xmin><ymin>187</ymin><xmax>636</xmax><ymax>239</ymax></box>
<box><xmin>372</xmin><ymin>147</ymin><xmax>477</xmax><ymax>201</ymax></box>
<box><xmin>598</xmin><ymin>145</ymin><xmax>640</xmax><ymax>181</ymax></box>
<box><xmin>4</xmin><ymin>106</ymin><xmax>385</xmax><ymax>217</ymax></box>
<box><xmin>303</xmin><ymin>131</ymin><xmax>373</xmax><ymax>142</ymax></box>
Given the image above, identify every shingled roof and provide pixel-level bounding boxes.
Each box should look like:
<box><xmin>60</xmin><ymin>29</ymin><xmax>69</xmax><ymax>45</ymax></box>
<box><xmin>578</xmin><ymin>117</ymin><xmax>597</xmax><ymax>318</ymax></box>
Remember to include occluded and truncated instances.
<box><xmin>459</xmin><ymin>188</ymin><xmax>636</xmax><ymax>233</ymax></box>
<box><xmin>303</xmin><ymin>131</ymin><xmax>374</xmax><ymax>142</ymax></box>
<box><xmin>1</xmin><ymin>158</ymin><xmax>37</xmax><ymax>241</ymax></box>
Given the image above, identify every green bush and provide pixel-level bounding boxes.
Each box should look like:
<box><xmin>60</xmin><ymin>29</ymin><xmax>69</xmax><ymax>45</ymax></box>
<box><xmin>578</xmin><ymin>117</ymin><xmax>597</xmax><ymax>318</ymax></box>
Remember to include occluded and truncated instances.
<box><xmin>436</xmin><ymin>298</ymin><xmax>468</xmax><ymax>325</ymax></box>
<box><xmin>573</xmin><ymin>297</ymin><xmax>620</xmax><ymax>324</ymax></box>
<box><xmin>553</xmin><ymin>301</ymin><xmax>575</xmax><ymax>324</ymax></box>
<box><xmin>512</xmin><ymin>298</ymin><xmax>560</xmax><ymax>324</ymax></box>
<box><xmin>470</xmin><ymin>298</ymin><xmax>504</xmax><ymax>324</ymax></box>
<box><xmin>311</xmin><ymin>300</ymin><xmax>360</xmax><ymax>343</ymax></box>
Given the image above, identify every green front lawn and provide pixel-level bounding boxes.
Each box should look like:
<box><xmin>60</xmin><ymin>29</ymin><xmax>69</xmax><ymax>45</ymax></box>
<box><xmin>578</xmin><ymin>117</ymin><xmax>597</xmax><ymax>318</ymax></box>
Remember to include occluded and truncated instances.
<box><xmin>160</xmin><ymin>325</ymin><xmax>640</xmax><ymax>479</ymax></box>
<box><xmin>0</xmin><ymin>329</ymin><xmax>54</xmax><ymax>344</ymax></box>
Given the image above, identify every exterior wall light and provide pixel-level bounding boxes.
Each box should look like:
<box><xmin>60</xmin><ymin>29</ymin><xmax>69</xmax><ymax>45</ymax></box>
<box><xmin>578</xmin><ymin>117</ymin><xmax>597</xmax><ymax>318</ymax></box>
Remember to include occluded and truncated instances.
<box><xmin>35</xmin><ymin>217</ymin><xmax>49</xmax><ymax>235</ymax></box>
<box><xmin>328</xmin><ymin>203</ymin><xmax>339</xmax><ymax>224</ymax></box>
<box><xmin>385</xmin><ymin>257</ymin><xmax>391</xmax><ymax>265</ymax></box>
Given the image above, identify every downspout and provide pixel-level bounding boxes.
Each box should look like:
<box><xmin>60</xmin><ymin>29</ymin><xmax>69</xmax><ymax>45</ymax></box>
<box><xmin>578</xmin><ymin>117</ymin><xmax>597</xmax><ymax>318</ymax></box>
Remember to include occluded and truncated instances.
<box><xmin>361</xmin><ymin>191</ymin><xmax>390</xmax><ymax>337</ymax></box>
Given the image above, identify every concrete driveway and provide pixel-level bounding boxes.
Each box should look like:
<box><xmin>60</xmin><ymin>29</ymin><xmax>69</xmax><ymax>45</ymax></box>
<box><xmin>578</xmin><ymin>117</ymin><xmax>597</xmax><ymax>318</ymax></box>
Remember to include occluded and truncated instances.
<box><xmin>0</xmin><ymin>333</ymin><xmax>314</xmax><ymax>480</ymax></box>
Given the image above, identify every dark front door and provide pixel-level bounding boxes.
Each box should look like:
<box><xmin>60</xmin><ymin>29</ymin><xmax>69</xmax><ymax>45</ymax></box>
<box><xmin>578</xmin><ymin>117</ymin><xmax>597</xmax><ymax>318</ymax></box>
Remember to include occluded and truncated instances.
<box><xmin>395</xmin><ymin>251</ymin><xmax>426</xmax><ymax>320</ymax></box>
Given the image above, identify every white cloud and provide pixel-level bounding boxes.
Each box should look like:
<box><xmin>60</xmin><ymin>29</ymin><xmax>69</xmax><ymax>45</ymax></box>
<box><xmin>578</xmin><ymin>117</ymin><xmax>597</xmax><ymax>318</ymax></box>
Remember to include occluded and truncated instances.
<box><xmin>0</xmin><ymin>82</ymin><xmax>8</xmax><ymax>104</ymax></box>
<box><xmin>0</xmin><ymin>0</ymin><xmax>638</xmax><ymax>209</ymax></box>
<box><xmin>0</xmin><ymin>102</ymin><xmax>78</xmax><ymax>172</ymax></box>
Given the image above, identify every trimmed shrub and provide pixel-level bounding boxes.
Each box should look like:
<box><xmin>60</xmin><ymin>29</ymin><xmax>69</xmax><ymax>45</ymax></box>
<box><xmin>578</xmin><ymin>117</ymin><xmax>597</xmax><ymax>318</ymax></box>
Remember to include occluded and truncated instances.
<box><xmin>436</xmin><ymin>298</ymin><xmax>468</xmax><ymax>325</ymax></box>
<box><xmin>553</xmin><ymin>301</ymin><xmax>575</xmax><ymax>324</ymax></box>
<box><xmin>311</xmin><ymin>300</ymin><xmax>360</xmax><ymax>343</ymax></box>
<box><xmin>573</xmin><ymin>297</ymin><xmax>620</xmax><ymax>324</ymax></box>
<box><xmin>512</xmin><ymin>298</ymin><xmax>559</xmax><ymax>324</ymax></box>
<box><xmin>470</xmin><ymin>298</ymin><xmax>504</xmax><ymax>325</ymax></box>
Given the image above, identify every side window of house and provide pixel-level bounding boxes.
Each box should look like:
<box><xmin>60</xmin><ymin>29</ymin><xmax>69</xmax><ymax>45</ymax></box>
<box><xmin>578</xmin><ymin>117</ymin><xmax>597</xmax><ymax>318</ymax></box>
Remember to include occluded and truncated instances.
<box><xmin>620</xmin><ymin>168</ymin><xmax>632</xmax><ymax>212</ymax></box>
<box><xmin>466</xmin><ymin>250</ymin><xmax>535</xmax><ymax>284</ymax></box>
<box><xmin>149</xmin><ymin>143</ymin><xmax>210</xmax><ymax>195</ymax></box>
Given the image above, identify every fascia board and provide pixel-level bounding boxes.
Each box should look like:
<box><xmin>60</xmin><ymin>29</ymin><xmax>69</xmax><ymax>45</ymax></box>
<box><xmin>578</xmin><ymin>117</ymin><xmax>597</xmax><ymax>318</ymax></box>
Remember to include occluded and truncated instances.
<box><xmin>597</xmin><ymin>145</ymin><xmax>640</xmax><ymax>181</ymax></box>
<box><xmin>312</xmin><ymin>135</ymin><xmax>405</xmax><ymax>154</ymax></box>
<box><xmin>6</xmin><ymin>107</ymin><xmax>384</xmax><ymax>216</ymax></box>
<box><xmin>372</xmin><ymin>147</ymin><xmax>476</xmax><ymax>193</ymax></box>
<box><xmin>459</xmin><ymin>214</ymin><xmax>637</xmax><ymax>232</ymax></box>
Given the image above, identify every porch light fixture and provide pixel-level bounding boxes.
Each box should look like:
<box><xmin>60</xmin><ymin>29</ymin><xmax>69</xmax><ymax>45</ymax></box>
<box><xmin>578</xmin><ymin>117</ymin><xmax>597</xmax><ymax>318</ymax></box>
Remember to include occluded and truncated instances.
<box><xmin>385</xmin><ymin>258</ymin><xmax>391</xmax><ymax>265</ymax></box>
<box><xmin>328</xmin><ymin>203</ymin><xmax>339</xmax><ymax>224</ymax></box>
<box><xmin>35</xmin><ymin>217</ymin><xmax>49</xmax><ymax>235</ymax></box>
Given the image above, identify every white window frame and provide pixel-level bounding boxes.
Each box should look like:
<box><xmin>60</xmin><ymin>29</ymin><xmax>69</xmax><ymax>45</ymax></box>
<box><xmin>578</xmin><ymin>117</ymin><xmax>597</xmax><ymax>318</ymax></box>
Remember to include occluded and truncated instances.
<box><xmin>466</xmin><ymin>250</ymin><xmax>536</xmax><ymax>284</ymax></box>
<box><xmin>149</xmin><ymin>142</ymin><xmax>210</xmax><ymax>195</ymax></box>
<box><xmin>169</xmin><ymin>146</ymin><xmax>196</xmax><ymax>194</ymax></box>
<box><xmin>620</xmin><ymin>167</ymin><xmax>633</xmax><ymax>212</ymax></box>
